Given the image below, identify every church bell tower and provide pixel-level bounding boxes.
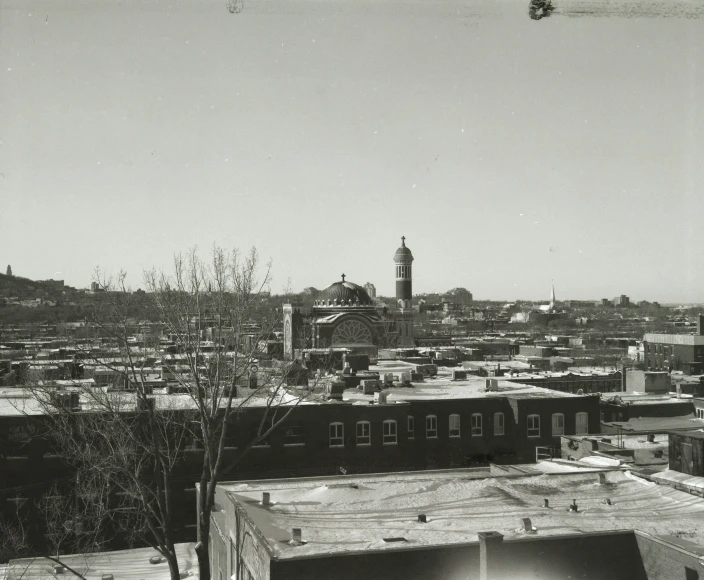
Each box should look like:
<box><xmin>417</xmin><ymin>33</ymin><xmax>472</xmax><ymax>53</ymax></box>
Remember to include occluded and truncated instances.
<box><xmin>394</xmin><ymin>236</ymin><xmax>413</xmax><ymax>311</ymax></box>
<box><xmin>393</xmin><ymin>236</ymin><xmax>415</xmax><ymax>346</ymax></box>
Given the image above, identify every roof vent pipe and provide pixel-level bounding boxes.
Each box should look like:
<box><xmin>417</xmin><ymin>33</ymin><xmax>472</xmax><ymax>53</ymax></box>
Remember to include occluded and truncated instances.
<box><xmin>262</xmin><ymin>492</ymin><xmax>271</xmax><ymax>506</ymax></box>
<box><xmin>290</xmin><ymin>528</ymin><xmax>303</xmax><ymax>545</ymax></box>
<box><xmin>418</xmin><ymin>514</ymin><xmax>427</xmax><ymax>523</ymax></box>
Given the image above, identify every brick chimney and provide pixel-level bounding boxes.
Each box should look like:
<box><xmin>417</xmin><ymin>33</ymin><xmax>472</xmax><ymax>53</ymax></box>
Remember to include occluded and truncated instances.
<box><xmin>698</xmin><ymin>314</ymin><xmax>704</xmax><ymax>336</ymax></box>
<box><xmin>479</xmin><ymin>531</ymin><xmax>505</xmax><ymax>580</ymax></box>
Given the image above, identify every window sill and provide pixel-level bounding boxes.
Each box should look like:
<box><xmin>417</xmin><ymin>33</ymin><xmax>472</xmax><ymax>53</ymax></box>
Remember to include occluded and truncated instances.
<box><xmin>356</xmin><ymin>442</ymin><xmax>371</xmax><ymax>447</ymax></box>
<box><xmin>449</xmin><ymin>434</ymin><xmax>461</xmax><ymax>438</ymax></box>
<box><xmin>330</xmin><ymin>444</ymin><xmax>345</xmax><ymax>448</ymax></box>
<box><xmin>383</xmin><ymin>442</ymin><xmax>398</xmax><ymax>446</ymax></box>
<box><xmin>283</xmin><ymin>443</ymin><xmax>305</xmax><ymax>447</ymax></box>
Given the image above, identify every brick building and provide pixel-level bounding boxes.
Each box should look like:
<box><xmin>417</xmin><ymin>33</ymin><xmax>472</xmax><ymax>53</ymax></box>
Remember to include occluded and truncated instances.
<box><xmin>1</xmin><ymin>371</ymin><xmax>599</xmax><ymax>554</ymax></box>
<box><xmin>643</xmin><ymin>315</ymin><xmax>704</xmax><ymax>375</ymax></box>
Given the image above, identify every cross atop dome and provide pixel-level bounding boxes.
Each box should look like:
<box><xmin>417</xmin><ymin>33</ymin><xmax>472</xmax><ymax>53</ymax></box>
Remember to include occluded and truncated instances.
<box><xmin>401</xmin><ymin>236</ymin><xmax>406</xmax><ymax>247</ymax></box>
<box><xmin>341</xmin><ymin>273</ymin><xmax>346</xmax><ymax>282</ymax></box>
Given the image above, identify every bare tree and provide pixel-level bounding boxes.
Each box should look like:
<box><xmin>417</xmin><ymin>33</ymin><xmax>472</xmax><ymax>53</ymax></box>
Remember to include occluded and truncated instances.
<box><xmin>17</xmin><ymin>246</ymin><xmax>319</xmax><ymax>580</ymax></box>
<box><xmin>1</xmin><ymin>479</ymin><xmax>108</xmax><ymax>580</ymax></box>
<box><xmin>143</xmin><ymin>246</ymin><xmax>316</xmax><ymax>580</ymax></box>
<box><xmin>22</xmin><ymin>292</ymin><xmax>194</xmax><ymax>580</ymax></box>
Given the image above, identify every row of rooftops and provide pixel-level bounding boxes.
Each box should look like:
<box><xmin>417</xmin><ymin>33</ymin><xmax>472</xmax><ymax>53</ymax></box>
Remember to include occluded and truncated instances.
<box><xmin>644</xmin><ymin>333</ymin><xmax>704</xmax><ymax>346</ymax></box>
<box><xmin>0</xmin><ymin>364</ymin><xmax>583</xmax><ymax>418</ymax></box>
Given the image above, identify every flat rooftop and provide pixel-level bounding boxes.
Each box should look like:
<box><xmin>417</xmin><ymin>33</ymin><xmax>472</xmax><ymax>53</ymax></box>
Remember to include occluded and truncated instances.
<box><xmin>603</xmin><ymin>416</ymin><xmax>704</xmax><ymax>432</ymax></box>
<box><xmin>603</xmin><ymin>394</ymin><xmax>692</xmax><ymax>405</ymax></box>
<box><xmin>358</xmin><ymin>363</ymin><xmax>579</xmax><ymax>400</ymax></box>
<box><xmin>222</xmin><ymin>469</ymin><xmax>704</xmax><ymax>560</ymax></box>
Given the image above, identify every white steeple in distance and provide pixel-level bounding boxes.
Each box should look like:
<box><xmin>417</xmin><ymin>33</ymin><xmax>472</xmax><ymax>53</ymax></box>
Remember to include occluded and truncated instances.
<box><xmin>550</xmin><ymin>282</ymin><xmax>556</xmax><ymax>309</ymax></box>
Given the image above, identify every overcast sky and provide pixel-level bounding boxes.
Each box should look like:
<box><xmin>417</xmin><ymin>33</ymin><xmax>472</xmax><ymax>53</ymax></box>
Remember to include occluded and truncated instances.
<box><xmin>1</xmin><ymin>0</ymin><xmax>702</xmax><ymax>302</ymax></box>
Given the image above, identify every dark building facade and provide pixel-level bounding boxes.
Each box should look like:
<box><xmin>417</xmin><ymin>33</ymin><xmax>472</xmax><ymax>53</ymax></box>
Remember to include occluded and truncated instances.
<box><xmin>1</xmin><ymin>386</ymin><xmax>599</xmax><ymax>555</ymax></box>
<box><xmin>504</xmin><ymin>370</ymin><xmax>622</xmax><ymax>395</ymax></box>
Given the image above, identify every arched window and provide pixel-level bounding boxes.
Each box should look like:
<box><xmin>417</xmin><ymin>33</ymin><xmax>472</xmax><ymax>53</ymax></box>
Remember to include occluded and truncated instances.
<box><xmin>576</xmin><ymin>412</ymin><xmax>589</xmax><ymax>435</ymax></box>
<box><xmin>383</xmin><ymin>420</ymin><xmax>398</xmax><ymax>445</ymax></box>
<box><xmin>356</xmin><ymin>421</ymin><xmax>371</xmax><ymax>446</ymax></box>
<box><xmin>471</xmin><ymin>413</ymin><xmax>482</xmax><ymax>436</ymax></box>
<box><xmin>493</xmin><ymin>412</ymin><xmax>505</xmax><ymax>436</ymax></box>
<box><xmin>329</xmin><ymin>422</ymin><xmax>344</xmax><ymax>447</ymax></box>
<box><xmin>527</xmin><ymin>414</ymin><xmax>540</xmax><ymax>438</ymax></box>
<box><xmin>426</xmin><ymin>415</ymin><xmax>437</xmax><ymax>439</ymax></box>
<box><xmin>449</xmin><ymin>414</ymin><xmax>461</xmax><ymax>437</ymax></box>
<box><xmin>283</xmin><ymin>424</ymin><xmax>305</xmax><ymax>446</ymax></box>
<box><xmin>551</xmin><ymin>413</ymin><xmax>565</xmax><ymax>436</ymax></box>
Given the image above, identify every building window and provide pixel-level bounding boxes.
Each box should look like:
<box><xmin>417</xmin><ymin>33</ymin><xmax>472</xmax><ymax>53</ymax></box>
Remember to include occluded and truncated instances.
<box><xmin>551</xmin><ymin>413</ymin><xmax>565</xmax><ymax>436</ymax></box>
<box><xmin>251</xmin><ymin>420</ymin><xmax>272</xmax><ymax>447</ymax></box>
<box><xmin>383</xmin><ymin>420</ymin><xmax>397</xmax><ymax>445</ymax></box>
<box><xmin>356</xmin><ymin>421</ymin><xmax>371</xmax><ymax>446</ymax></box>
<box><xmin>575</xmin><ymin>412</ymin><xmax>589</xmax><ymax>435</ymax></box>
<box><xmin>408</xmin><ymin>415</ymin><xmax>415</xmax><ymax>438</ymax></box>
<box><xmin>471</xmin><ymin>413</ymin><xmax>482</xmax><ymax>436</ymax></box>
<box><xmin>527</xmin><ymin>414</ymin><xmax>540</xmax><ymax>438</ymax></box>
<box><xmin>449</xmin><ymin>414</ymin><xmax>461</xmax><ymax>437</ymax></box>
<box><xmin>697</xmin><ymin>409</ymin><xmax>704</xmax><ymax>420</ymax></box>
<box><xmin>493</xmin><ymin>412</ymin><xmax>505</xmax><ymax>436</ymax></box>
<box><xmin>329</xmin><ymin>422</ymin><xmax>344</xmax><ymax>447</ymax></box>
<box><xmin>283</xmin><ymin>425</ymin><xmax>305</xmax><ymax>446</ymax></box>
<box><xmin>426</xmin><ymin>415</ymin><xmax>437</xmax><ymax>439</ymax></box>
<box><xmin>600</xmin><ymin>411</ymin><xmax>605</xmax><ymax>422</ymax></box>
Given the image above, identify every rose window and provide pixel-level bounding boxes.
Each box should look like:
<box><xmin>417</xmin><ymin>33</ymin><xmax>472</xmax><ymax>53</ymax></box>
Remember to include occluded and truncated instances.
<box><xmin>331</xmin><ymin>320</ymin><xmax>373</xmax><ymax>344</ymax></box>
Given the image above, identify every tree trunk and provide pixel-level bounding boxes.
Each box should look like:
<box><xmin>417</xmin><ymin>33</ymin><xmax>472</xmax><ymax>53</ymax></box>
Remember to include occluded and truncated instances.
<box><xmin>196</xmin><ymin>528</ymin><xmax>210</xmax><ymax>580</ymax></box>
<box><xmin>196</xmin><ymin>525</ymin><xmax>211</xmax><ymax>580</ymax></box>
<box><xmin>165</xmin><ymin>549</ymin><xmax>181</xmax><ymax>580</ymax></box>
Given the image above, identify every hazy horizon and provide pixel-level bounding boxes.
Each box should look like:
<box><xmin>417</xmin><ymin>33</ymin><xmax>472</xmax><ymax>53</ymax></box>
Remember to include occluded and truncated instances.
<box><xmin>1</xmin><ymin>0</ymin><xmax>702</xmax><ymax>303</ymax></box>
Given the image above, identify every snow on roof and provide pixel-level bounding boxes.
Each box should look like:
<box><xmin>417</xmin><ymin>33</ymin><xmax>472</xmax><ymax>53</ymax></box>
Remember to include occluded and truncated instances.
<box><xmin>222</xmin><ymin>469</ymin><xmax>704</xmax><ymax>560</ymax></box>
<box><xmin>351</xmin><ymin>364</ymin><xmax>578</xmax><ymax>401</ymax></box>
<box><xmin>603</xmin><ymin>394</ymin><xmax>687</xmax><ymax>405</ymax></box>
<box><xmin>7</xmin><ymin>543</ymin><xmax>198</xmax><ymax>580</ymax></box>
<box><xmin>603</xmin><ymin>416</ymin><xmax>704</xmax><ymax>432</ymax></box>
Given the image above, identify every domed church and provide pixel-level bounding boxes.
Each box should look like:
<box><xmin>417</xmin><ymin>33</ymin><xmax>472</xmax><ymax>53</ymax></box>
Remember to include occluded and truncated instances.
<box><xmin>282</xmin><ymin>237</ymin><xmax>416</xmax><ymax>360</ymax></box>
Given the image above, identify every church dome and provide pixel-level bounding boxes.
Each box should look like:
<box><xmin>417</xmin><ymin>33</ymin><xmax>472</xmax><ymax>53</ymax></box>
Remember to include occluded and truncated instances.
<box><xmin>315</xmin><ymin>278</ymin><xmax>373</xmax><ymax>307</ymax></box>
<box><xmin>393</xmin><ymin>236</ymin><xmax>414</xmax><ymax>262</ymax></box>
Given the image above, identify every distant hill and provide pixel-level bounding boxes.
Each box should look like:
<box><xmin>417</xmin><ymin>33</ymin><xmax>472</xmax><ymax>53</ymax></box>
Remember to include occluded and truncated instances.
<box><xmin>0</xmin><ymin>273</ymin><xmax>78</xmax><ymax>300</ymax></box>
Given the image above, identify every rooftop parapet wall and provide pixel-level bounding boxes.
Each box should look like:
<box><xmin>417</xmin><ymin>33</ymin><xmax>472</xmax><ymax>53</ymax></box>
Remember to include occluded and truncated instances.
<box><xmin>644</xmin><ymin>334</ymin><xmax>704</xmax><ymax>346</ymax></box>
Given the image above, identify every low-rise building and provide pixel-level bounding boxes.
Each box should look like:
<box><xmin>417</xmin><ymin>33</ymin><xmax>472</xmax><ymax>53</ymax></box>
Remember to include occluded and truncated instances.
<box><xmin>206</xmin><ymin>469</ymin><xmax>704</xmax><ymax>580</ymax></box>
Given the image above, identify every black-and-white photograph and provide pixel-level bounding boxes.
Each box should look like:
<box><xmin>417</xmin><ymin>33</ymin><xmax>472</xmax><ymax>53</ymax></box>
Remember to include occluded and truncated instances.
<box><xmin>1</xmin><ymin>0</ymin><xmax>703</xmax><ymax>578</ymax></box>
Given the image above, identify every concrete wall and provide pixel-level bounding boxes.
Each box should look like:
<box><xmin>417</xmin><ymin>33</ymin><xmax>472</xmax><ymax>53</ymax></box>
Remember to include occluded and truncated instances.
<box><xmin>270</xmin><ymin>532</ymin><xmax>646</xmax><ymax>580</ymax></box>
<box><xmin>636</xmin><ymin>532</ymin><xmax>704</xmax><ymax>580</ymax></box>
<box><xmin>626</xmin><ymin>371</ymin><xmax>670</xmax><ymax>394</ymax></box>
<box><xmin>600</xmin><ymin>400</ymin><xmax>694</xmax><ymax>422</ymax></box>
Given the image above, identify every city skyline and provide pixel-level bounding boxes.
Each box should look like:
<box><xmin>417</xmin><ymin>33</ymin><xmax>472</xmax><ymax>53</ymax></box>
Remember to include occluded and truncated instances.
<box><xmin>1</xmin><ymin>0</ymin><xmax>703</xmax><ymax>302</ymax></box>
